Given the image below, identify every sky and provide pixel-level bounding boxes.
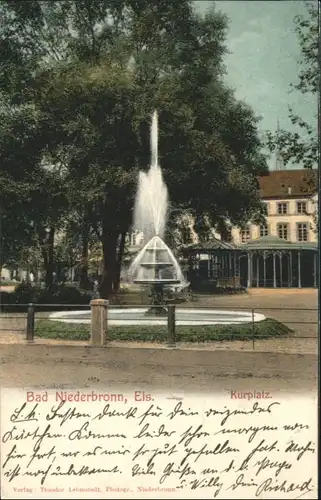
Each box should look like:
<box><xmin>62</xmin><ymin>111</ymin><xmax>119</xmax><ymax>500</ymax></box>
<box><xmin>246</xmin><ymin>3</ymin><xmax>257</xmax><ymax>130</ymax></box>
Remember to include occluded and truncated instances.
<box><xmin>194</xmin><ymin>0</ymin><xmax>317</xmax><ymax>170</ymax></box>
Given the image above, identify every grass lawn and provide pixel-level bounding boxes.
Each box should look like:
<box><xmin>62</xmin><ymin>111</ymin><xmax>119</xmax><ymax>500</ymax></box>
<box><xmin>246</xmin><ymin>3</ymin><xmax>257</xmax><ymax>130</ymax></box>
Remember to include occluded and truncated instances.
<box><xmin>35</xmin><ymin>318</ymin><xmax>292</xmax><ymax>343</ymax></box>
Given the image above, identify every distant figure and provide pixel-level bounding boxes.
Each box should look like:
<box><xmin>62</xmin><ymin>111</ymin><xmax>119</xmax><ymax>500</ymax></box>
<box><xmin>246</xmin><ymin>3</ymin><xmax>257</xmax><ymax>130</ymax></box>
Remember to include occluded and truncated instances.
<box><xmin>29</xmin><ymin>272</ymin><xmax>34</xmax><ymax>282</ymax></box>
<box><xmin>93</xmin><ymin>280</ymin><xmax>100</xmax><ymax>298</ymax></box>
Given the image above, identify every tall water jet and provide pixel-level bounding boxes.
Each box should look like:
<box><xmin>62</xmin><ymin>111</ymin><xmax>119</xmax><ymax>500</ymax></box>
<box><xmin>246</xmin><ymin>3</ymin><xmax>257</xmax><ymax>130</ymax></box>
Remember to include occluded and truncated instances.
<box><xmin>129</xmin><ymin>110</ymin><xmax>187</xmax><ymax>314</ymax></box>
<box><xmin>151</xmin><ymin>108</ymin><xmax>158</xmax><ymax>168</ymax></box>
<box><xmin>133</xmin><ymin>111</ymin><xmax>168</xmax><ymax>241</ymax></box>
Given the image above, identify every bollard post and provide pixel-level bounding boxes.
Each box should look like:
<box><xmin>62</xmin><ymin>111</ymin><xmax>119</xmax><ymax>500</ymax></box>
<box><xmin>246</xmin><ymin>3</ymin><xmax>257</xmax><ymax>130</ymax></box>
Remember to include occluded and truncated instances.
<box><xmin>26</xmin><ymin>303</ymin><xmax>35</xmax><ymax>343</ymax></box>
<box><xmin>90</xmin><ymin>299</ymin><xmax>108</xmax><ymax>346</ymax></box>
<box><xmin>167</xmin><ymin>305</ymin><xmax>176</xmax><ymax>347</ymax></box>
<box><xmin>251</xmin><ymin>308</ymin><xmax>255</xmax><ymax>350</ymax></box>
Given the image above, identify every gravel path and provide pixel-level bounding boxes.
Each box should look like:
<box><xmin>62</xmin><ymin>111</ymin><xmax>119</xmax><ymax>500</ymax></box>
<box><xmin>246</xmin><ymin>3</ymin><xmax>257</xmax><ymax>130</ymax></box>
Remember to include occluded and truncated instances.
<box><xmin>184</xmin><ymin>288</ymin><xmax>318</xmax><ymax>339</ymax></box>
<box><xmin>0</xmin><ymin>343</ymin><xmax>317</xmax><ymax>394</ymax></box>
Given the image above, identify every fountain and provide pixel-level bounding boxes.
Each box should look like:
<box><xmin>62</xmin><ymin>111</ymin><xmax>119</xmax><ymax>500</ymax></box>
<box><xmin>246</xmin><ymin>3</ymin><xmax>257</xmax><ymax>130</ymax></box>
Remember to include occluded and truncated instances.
<box><xmin>129</xmin><ymin>235</ymin><xmax>184</xmax><ymax>315</ymax></box>
<box><xmin>49</xmin><ymin>111</ymin><xmax>266</xmax><ymax>328</ymax></box>
<box><xmin>128</xmin><ymin>111</ymin><xmax>188</xmax><ymax>315</ymax></box>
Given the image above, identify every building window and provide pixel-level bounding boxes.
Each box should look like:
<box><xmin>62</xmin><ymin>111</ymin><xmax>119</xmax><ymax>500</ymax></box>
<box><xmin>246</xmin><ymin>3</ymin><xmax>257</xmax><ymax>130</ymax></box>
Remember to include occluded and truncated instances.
<box><xmin>130</xmin><ymin>231</ymin><xmax>137</xmax><ymax>246</ymax></box>
<box><xmin>277</xmin><ymin>202</ymin><xmax>288</xmax><ymax>215</ymax></box>
<box><xmin>297</xmin><ymin>201</ymin><xmax>307</xmax><ymax>214</ymax></box>
<box><xmin>259</xmin><ymin>224</ymin><xmax>269</xmax><ymax>237</ymax></box>
<box><xmin>240</xmin><ymin>228</ymin><xmax>251</xmax><ymax>243</ymax></box>
<box><xmin>277</xmin><ymin>223</ymin><xmax>289</xmax><ymax>240</ymax></box>
<box><xmin>297</xmin><ymin>223</ymin><xmax>309</xmax><ymax>242</ymax></box>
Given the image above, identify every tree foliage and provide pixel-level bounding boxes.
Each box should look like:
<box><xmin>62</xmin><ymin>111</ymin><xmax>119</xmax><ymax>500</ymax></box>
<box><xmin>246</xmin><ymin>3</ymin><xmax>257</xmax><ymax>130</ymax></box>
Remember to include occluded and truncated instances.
<box><xmin>0</xmin><ymin>0</ymin><xmax>268</xmax><ymax>297</ymax></box>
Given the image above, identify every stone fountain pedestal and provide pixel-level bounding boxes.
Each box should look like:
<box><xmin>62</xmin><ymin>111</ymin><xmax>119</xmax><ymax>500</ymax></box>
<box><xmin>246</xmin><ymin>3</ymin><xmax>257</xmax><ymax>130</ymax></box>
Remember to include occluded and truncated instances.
<box><xmin>130</xmin><ymin>235</ymin><xmax>186</xmax><ymax>316</ymax></box>
<box><xmin>134</xmin><ymin>278</ymin><xmax>180</xmax><ymax>316</ymax></box>
<box><xmin>134</xmin><ymin>261</ymin><xmax>180</xmax><ymax>316</ymax></box>
<box><xmin>146</xmin><ymin>282</ymin><xmax>171</xmax><ymax>316</ymax></box>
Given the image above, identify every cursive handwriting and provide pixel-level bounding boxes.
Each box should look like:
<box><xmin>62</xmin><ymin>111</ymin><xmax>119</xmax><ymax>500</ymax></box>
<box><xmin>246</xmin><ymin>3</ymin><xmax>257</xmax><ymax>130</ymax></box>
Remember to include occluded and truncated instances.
<box><xmin>255</xmin><ymin>477</ymin><xmax>314</xmax><ymax>498</ymax></box>
<box><xmin>68</xmin><ymin>421</ymin><xmax>126</xmax><ymax>441</ymax></box>
<box><xmin>2</xmin><ymin>423</ymin><xmax>63</xmax><ymax>451</ymax></box>
<box><xmin>134</xmin><ymin>423</ymin><xmax>175</xmax><ymax>439</ymax></box>
<box><xmin>10</xmin><ymin>403</ymin><xmax>39</xmax><ymax>424</ymax></box>
<box><xmin>238</xmin><ymin>438</ymin><xmax>279</xmax><ymax>471</ymax></box>
<box><xmin>255</xmin><ymin>456</ymin><xmax>292</xmax><ymax>477</ymax></box>
<box><xmin>46</xmin><ymin>401</ymin><xmax>90</xmax><ymax>426</ymax></box>
<box><xmin>214</xmin><ymin>424</ymin><xmax>278</xmax><ymax>443</ymax></box>
<box><xmin>205</xmin><ymin>402</ymin><xmax>280</xmax><ymax>426</ymax></box>
<box><xmin>1</xmin><ymin>390</ymin><xmax>317</xmax><ymax>498</ymax></box>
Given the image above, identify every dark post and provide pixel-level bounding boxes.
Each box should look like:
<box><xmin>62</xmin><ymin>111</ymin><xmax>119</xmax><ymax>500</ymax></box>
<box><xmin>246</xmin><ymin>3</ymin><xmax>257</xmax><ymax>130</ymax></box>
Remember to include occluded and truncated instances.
<box><xmin>251</xmin><ymin>308</ymin><xmax>255</xmax><ymax>350</ymax></box>
<box><xmin>167</xmin><ymin>305</ymin><xmax>176</xmax><ymax>347</ymax></box>
<box><xmin>26</xmin><ymin>303</ymin><xmax>35</xmax><ymax>343</ymax></box>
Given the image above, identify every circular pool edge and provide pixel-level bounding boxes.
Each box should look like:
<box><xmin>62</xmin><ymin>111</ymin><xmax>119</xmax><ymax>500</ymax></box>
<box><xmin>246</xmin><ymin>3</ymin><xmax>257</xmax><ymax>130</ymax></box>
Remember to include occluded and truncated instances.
<box><xmin>48</xmin><ymin>308</ymin><xmax>266</xmax><ymax>326</ymax></box>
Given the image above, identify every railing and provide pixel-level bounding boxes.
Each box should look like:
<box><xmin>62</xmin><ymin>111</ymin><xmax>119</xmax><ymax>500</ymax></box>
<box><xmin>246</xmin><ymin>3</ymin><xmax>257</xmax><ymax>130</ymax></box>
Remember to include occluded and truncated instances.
<box><xmin>0</xmin><ymin>303</ymin><xmax>90</xmax><ymax>344</ymax></box>
<box><xmin>0</xmin><ymin>302</ymin><xmax>318</xmax><ymax>350</ymax></box>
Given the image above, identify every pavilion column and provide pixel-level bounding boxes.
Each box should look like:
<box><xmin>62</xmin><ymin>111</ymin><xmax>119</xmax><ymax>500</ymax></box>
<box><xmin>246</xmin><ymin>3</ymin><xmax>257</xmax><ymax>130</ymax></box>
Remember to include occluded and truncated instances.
<box><xmin>298</xmin><ymin>251</ymin><xmax>302</xmax><ymax>288</ymax></box>
<box><xmin>207</xmin><ymin>253</ymin><xmax>211</xmax><ymax>278</ymax></box>
<box><xmin>287</xmin><ymin>253</ymin><xmax>291</xmax><ymax>287</ymax></box>
<box><xmin>289</xmin><ymin>252</ymin><xmax>293</xmax><ymax>287</ymax></box>
<box><xmin>233</xmin><ymin>252</ymin><xmax>237</xmax><ymax>287</ymax></box>
<box><xmin>263</xmin><ymin>252</ymin><xmax>267</xmax><ymax>287</ymax></box>
<box><xmin>229</xmin><ymin>254</ymin><xmax>232</xmax><ymax>278</ymax></box>
<box><xmin>196</xmin><ymin>253</ymin><xmax>200</xmax><ymax>278</ymax></box>
<box><xmin>313</xmin><ymin>252</ymin><xmax>317</xmax><ymax>288</ymax></box>
<box><xmin>272</xmin><ymin>252</ymin><xmax>276</xmax><ymax>288</ymax></box>
<box><xmin>247</xmin><ymin>253</ymin><xmax>252</xmax><ymax>288</ymax></box>
<box><xmin>279</xmin><ymin>253</ymin><xmax>283</xmax><ymax>287</ymax></box>
<box><xmin>256</xmin><ymin>254</ymin><xmax>260</xmax><ymax>287</ymax></box>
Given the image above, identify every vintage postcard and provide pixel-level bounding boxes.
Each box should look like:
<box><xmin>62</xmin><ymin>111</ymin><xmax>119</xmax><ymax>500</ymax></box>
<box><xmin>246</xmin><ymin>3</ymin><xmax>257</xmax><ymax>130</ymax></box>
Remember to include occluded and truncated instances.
<box><xmin>0</xmin><ymin>0</ymin><xmax>318</xmax><ymax>498</ymax></box>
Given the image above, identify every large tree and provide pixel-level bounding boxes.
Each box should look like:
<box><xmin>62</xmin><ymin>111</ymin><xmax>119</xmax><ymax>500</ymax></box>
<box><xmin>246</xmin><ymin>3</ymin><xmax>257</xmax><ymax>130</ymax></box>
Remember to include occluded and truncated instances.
<box><xmin>0</xmin><ymin>0</ymin><xmax>268</xmax><ymax>298</ymax></box>
<box><xmin>0</xmin><ymin>99</ymin><xmax>39</xmax><ymax>276</ymax></box>
<box><xmin>0</xmin><ymin>95</ymin><xmax>69</xmax><ymax>286</ymax></box>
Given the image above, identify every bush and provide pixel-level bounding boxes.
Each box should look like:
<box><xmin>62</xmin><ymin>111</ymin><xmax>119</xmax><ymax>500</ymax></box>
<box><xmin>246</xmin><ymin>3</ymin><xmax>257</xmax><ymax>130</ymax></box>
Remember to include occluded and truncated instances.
<box><xmin>37</xmin><ymin>284</ymin><xmax>91</xmax><ymax>305</ymax></box>
<box><xmin>0</xmin><ymin>279</ymin><xmax>18</xmax><ymax>286</ymax></box>
<box><xmin>11</xmin><ymin>282</ymin><xmax>39</xmax><ymax>304</ymax></box>
<box><xmin>0</xmin><ymin>283</ymin><xmax>92</xmax><ymax>311</ymax></box>
<box><xmin>0</xmin><ymin>290</ymin><xmax>15</xmax><ymax>305</ymax></box>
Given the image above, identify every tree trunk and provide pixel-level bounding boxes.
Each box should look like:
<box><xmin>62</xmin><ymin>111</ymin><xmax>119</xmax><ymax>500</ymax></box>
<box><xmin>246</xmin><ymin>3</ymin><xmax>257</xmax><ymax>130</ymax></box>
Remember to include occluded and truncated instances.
<box><xmin>79</xmin><ymin>216</ymin><xmax>90</xmax><ymax>290</ymax></box>
<box><xmin>217</xmin><ymin>219</ymin><xmax>232</xmax><ymax>242</ymax></box>
<box><xmin>40</xmin><ymin>227</ymin><xmax>55</xmax><ymax>289</ymax></box>
<box><xmin>113</xmin><ymin>232</ymin><xmax>127</xmax><ymax>294</ymax></box>
<box><xmin>99</xmin><ymin>229</ymin><xmax>119</xmax><ymax>300</ymax></box>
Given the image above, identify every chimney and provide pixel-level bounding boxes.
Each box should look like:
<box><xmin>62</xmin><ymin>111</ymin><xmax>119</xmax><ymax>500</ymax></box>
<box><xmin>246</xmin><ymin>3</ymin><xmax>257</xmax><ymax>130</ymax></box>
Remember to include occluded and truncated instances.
<box><xmin>288</xmin><ymin>186</ymin><xmax>292</xmax><ymax>195</ymax></box>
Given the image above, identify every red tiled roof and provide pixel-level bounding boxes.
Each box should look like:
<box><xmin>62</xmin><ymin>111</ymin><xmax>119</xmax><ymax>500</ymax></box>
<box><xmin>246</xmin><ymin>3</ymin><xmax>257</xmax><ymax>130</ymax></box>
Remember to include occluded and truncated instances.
<box><xmin>258</xmin><ymin>169</ymin><xmax>317</xmax><ymax>199</ymax></box>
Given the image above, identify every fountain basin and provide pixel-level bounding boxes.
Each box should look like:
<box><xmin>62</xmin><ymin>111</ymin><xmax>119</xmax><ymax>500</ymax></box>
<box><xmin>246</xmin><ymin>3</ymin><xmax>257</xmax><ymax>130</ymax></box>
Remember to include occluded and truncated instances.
<box><xmin>139</xmin><ymin>262</ymin><xmax>175</xmax><ymax>268</ymax></box>
<box><xmin>49</xmin><ymin>308</ymin><xmax>266</xmax><ymax>326</ymax></box>
<box><xmin>133</xmin><ymin>279</ymin><xmax>181</xmax><ymax>285</ymax></box>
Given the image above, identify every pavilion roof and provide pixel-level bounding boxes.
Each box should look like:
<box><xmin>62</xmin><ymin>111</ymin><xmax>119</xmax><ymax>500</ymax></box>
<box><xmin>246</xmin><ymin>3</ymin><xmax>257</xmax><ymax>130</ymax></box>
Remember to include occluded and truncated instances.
<box><xmin>183</xmin><ymin>238</ymin><xmax>240</xmax><ymax>252</ymax></box>
<box><xmin>241</xmin><ymin>235</ymin><xmax>318</xmax><ymax>251</ymax></box>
